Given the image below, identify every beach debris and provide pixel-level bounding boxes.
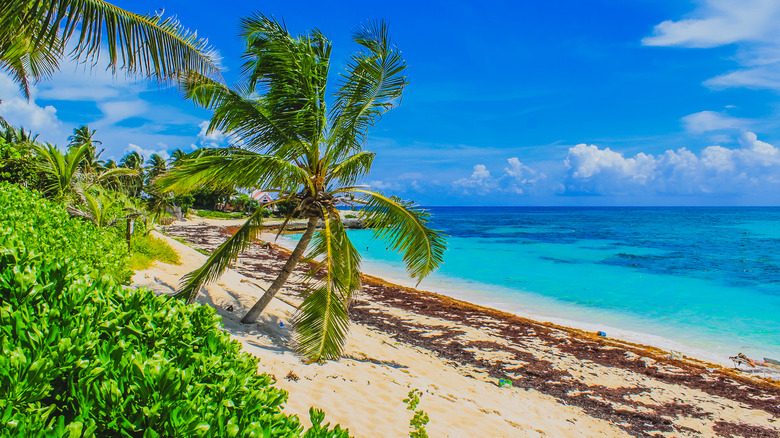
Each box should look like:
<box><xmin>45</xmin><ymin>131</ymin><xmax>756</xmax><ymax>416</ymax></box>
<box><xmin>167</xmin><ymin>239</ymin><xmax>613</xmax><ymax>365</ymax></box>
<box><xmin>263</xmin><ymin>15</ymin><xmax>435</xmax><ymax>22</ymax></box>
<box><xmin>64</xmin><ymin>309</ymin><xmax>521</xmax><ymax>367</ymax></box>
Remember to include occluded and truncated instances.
<box><xmin>285</xmin><ymin>371</ymin><xmax>299</xmax><ymax>381</ymax></box>
<box><xmin>669</xmin><ymin>350</ymin><xmax>683</xmax><ymax>360</ymax></box>
<box><xmin>497</xmin><ymin>378</ymin><xmax>513</xmax><ymax>388</ymax></box>
<box><xmin>596</xmin><ymin>331</ymin><xmax>607</xmax><ymax>338</ymax></box>
<box><xmin>279</xmin><ymin>321</ymin><xmax>285</xmax><ymax>328</ymax></box>
<box><xmin>225</xmin><ymin>305</ymin><xmax>234</xmax><ymax>312</ymax></box>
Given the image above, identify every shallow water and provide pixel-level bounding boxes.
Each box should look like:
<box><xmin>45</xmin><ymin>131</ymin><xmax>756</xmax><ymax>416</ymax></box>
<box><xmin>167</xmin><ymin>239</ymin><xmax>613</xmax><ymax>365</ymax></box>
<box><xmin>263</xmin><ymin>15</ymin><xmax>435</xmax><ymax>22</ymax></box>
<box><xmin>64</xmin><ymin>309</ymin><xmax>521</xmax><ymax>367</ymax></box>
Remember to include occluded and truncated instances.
<box><xmin>286</xmin><ymin>207</ymin><xmax>780</xmax><ymax>362</ymax></box>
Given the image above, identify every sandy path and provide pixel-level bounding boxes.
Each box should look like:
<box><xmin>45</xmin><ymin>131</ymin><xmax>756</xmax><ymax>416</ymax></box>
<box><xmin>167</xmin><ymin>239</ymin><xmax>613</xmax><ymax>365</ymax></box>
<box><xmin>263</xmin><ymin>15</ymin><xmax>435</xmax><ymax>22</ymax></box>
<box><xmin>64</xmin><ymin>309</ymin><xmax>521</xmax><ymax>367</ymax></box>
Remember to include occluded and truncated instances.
<box><xmin>132</xmin><ymin>221</ymin><xmax>780</xmax><ymax>437</ymax></box>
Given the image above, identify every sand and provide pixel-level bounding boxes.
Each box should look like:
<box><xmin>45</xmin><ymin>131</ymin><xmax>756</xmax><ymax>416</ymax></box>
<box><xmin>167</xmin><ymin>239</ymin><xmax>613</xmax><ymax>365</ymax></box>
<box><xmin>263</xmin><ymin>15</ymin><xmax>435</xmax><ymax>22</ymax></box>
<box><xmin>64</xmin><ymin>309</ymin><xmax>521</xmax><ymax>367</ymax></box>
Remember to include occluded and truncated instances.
<box><xmin>132</xmin><ymin>219</ymin><xmax>780</xmax><ymax>437</ymax></box>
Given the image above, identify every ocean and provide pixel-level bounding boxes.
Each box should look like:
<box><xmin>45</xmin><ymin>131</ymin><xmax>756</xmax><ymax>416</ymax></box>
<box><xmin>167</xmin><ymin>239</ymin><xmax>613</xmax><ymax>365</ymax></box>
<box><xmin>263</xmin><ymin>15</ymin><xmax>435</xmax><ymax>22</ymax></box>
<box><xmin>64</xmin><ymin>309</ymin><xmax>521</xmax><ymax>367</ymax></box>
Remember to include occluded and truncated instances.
<box><xmin>283</xmin><ymin>207</ymin><xmax>780</xmax><ymax>363</ymax></box>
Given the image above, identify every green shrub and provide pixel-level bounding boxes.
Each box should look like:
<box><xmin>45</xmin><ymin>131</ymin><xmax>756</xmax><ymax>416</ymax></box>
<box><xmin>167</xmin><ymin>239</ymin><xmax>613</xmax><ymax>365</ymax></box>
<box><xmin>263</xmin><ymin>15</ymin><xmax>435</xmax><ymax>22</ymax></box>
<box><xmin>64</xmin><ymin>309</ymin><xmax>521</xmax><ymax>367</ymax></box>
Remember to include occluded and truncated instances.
<box><xmin>129</xmin><ymin>233</ymin><xmax>182</xmax><ymax>270</ymax></box>
<box><xmin>0</xmin><ymin>182</ymin><xmax>131</xmax><ymax>283</ymax></box>
<box><xmin>0</xmin><ymin>183</ymin><xmax>350</xmax><ymax>437</ymax></box>
<box><xmin>194</xmin><ymin>210</ymin><xmax>245</xmax><ymax>220</ymax></box>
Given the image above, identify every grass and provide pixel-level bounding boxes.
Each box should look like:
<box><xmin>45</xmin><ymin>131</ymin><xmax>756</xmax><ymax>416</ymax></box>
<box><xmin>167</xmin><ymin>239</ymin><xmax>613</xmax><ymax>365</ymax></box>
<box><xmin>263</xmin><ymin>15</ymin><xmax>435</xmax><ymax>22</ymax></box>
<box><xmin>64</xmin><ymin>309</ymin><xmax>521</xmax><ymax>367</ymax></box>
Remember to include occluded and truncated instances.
<box><xmin>195</xmin><ymin>209</ymin><xmax>246</xmax><ymax>219</ymax></box>
<box><xmin>129</xmin><ymin>233</ymin><xmax>182</xmax><ymax>270</ymax></box>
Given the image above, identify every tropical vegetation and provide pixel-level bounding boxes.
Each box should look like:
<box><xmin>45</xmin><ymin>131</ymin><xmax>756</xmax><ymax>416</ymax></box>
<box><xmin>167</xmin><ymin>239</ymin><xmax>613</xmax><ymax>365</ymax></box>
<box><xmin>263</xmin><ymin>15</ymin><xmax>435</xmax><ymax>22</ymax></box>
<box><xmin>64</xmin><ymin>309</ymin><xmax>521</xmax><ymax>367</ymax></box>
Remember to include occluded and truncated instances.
<box><xmin>0</xmin><ymin>183</ymin><xmax>348</xmax><ymax>436</ymax></box>
<box><xmin>158</xmin><ymin>15</ymin><xmax>446</xmax><ymax>362</ymax></box>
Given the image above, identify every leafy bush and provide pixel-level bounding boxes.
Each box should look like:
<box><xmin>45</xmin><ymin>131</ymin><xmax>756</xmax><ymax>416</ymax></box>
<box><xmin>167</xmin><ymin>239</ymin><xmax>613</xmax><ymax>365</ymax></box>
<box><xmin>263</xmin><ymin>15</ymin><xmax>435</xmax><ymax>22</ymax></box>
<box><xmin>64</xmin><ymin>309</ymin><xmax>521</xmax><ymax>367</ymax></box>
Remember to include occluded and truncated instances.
<box><xmin>0</xmin><ymin>183</ymin><xmax>350</xmax><ymax>437</ymax></box>
<box><xmin>129</xmin><ymin>233</ymin><xmax>182</xmax><ymax>270</ymax></box>
<box><xmin>0</xmin><ymin>182</ymin><xmax>131</xmax><ymax>283</ymax></box>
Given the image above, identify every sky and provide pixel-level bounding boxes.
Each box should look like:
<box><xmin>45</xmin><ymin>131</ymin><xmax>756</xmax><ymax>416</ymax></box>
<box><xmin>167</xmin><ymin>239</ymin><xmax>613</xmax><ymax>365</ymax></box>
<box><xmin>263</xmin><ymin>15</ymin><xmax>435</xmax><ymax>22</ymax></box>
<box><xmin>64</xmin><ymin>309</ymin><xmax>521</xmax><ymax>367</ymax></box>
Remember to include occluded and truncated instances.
<box><xmin>3</xmin><ymin>0</ymin><xmax>780</xmax><ymax>206</ymax></box>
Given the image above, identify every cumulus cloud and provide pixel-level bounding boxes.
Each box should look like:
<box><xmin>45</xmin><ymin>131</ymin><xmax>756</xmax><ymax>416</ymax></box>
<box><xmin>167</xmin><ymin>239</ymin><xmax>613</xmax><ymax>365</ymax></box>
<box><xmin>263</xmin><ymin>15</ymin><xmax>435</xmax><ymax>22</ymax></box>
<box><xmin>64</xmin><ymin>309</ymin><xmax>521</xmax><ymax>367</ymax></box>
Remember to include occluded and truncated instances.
<box><xmin>563</xmin><ymin>132</ymin><xmax>780</xmax><ymax>195</ymax></box>
<box><xmin>453</xmin><ymin>164</ymin><xmax>497</xmax><ymax>194</ymax></box>
<box><xmin>643</xmin><ymin>0</ymin><xmax>780</xmax><ymax>91</ymax></box>
<box><xmin>0</xmin><ymin>73</ymin><xmax>65</xmax><ymax>142</ymax></box>
<box><xmin>451</xmin><ymin>132</ymin><xmax>780</xmax><ymax>199</ymax></box>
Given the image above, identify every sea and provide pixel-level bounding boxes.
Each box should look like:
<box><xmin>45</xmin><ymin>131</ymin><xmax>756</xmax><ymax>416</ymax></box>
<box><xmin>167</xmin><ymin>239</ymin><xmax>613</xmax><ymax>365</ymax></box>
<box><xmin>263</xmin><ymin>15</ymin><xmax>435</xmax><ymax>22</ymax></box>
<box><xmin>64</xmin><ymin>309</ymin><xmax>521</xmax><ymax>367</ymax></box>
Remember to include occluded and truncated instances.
<box><xmin>282</xmin><ymin>207</ymin><xmax>780</xmax><ymax>364</ymax></box>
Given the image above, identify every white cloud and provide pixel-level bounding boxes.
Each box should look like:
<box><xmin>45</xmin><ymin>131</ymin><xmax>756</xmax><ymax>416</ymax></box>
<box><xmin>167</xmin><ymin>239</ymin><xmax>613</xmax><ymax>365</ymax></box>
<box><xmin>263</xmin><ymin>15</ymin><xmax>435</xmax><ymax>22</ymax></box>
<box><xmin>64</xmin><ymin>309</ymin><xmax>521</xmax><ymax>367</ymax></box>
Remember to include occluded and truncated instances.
<box><xmin>0</xmin><ymin>74</ymin><xmax>65</xmax><ymax>143</ymax></box>
<box><xmin>504</xmin><ymin>157</ymin><xmax>547</xmax><ymax>194</ymax></box>
<box><xmin>453</xmin><ymin>164</ymin><xmax>496</xmax><ymax>194</ymax></box>
<box><xmin>126</xmin><ymin>143</ymin><xmax>170</xmax><ymax>161</ymax></box>
<box><xmin>642</xmin><ymin>0</ymin><xmax>780</xmax><ymax>48</ymax></box>
<box><xmin>450</xmin><ymin>132</ymin><xmax>780</xmax><ymax>199</ymax></box>
<box><xmin>193</xmin><ymin>120</ymin><xmax>233</xmax><ymax>149</ymax></box>
<box><xmin>681</xmin><ymin>110</ymin><xmax>751</xmax><ymax>133</ymax></box>
<box><xmin>643</xmin><ymin>0</ymin><xmax>780</xmax><ymax>91</ymax></box>
<box><xmin>563</xmin><ymin>132</ymin><xmax>780</xmax><ymax>195</ymax></box>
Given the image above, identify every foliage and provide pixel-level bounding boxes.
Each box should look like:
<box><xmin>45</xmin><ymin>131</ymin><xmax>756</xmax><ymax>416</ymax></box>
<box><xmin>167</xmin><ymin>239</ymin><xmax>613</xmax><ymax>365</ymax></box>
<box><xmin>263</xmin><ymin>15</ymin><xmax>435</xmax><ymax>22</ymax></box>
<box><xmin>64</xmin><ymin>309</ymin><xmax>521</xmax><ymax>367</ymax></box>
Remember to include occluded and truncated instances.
<box><xmin>158</xmin><ymin>15</ymin><xmax>446</xmax><ymax>362</ymax></box>
<box><xmin>0</xmin><ymin>135</ymin><xmax>40</xmax><ymax>187</ymax></box>
<box><xmin>0</xmin><ymin>182</ymin><xmax>131</xmax><ymax>283</ymax></box>
<box><xmin>275</xmin><ymin>199</ymin><xmax>300</xmax><ymax>218</ymax></box>
<box><xmin>195</xmin><ymin>210</ymin><xmax>245</xmax><ymax>220</ymax></box>
<box><xmin>0</xmin><ymin>182</ymin><xmax>350</xmax><ymax>437</ymax></box>
<box><xmin>173</xmin><ymin>193</ymin><xmax>195</xmax><ymax>216</ymax></box>
<box><xmin>0</xmin><ymin>0</ymin><xmax>220</xmax><ymax>99</ymax></box>
<box><xmin>403</xmin><ymin>389</ymin><xmax>429</xmax><ymax>438</ymax></box>
<box><xmin>129</xmin><ymin>233</ymin><xmax>182</xmax><ymax>271</ymax></box>
<box><xmin>230</xmin><ymin>193</ymin><xmax>262</xmax><ymax>213</ymax></box>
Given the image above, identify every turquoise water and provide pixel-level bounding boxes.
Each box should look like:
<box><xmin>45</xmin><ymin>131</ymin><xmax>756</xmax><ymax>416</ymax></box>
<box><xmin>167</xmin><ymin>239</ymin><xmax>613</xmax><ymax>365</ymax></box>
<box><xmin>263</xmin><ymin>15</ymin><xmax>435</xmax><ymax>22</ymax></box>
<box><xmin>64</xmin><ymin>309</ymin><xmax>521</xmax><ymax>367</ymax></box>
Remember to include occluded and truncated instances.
<box><xmin>286</xmin><ymin>207</ymin><xmax>780</xmax><ymax>362</ymax></box>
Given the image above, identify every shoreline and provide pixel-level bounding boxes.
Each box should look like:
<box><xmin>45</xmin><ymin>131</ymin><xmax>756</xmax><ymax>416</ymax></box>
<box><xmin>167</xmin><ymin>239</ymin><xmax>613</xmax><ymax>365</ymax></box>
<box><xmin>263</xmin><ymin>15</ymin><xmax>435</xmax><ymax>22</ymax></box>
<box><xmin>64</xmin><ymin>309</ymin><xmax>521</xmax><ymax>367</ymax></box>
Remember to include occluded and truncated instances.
<box><xmin>272</xmin><ymin>231</ymin><xmax>767</xmax><ymax>369</ymax></box>
<box><xmin>145</xmin><ymin>218</ymin><xmax>780</xmax><ymax>437</ymax></box>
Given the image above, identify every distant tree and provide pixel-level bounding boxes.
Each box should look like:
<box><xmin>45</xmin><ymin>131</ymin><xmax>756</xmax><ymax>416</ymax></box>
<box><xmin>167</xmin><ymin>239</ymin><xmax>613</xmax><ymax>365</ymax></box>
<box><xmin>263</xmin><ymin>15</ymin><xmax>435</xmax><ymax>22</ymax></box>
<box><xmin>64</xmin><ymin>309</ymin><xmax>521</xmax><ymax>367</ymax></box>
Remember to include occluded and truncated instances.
<box><xmin>67</xmin><ymin>125</ymin><xmax>104</xmax><ymax>173</ymax></box>
<box><xmin>145</xmin><ymin>153</ymin><xmax>168</xmax><ymax>183</ymax></box>
<box><xmin>119</xmin><ymin>151</ymin><xmax>144</xmax><ymax>197</ymax></box>
<box><xmin>169</xmin><ymin>149</ymin><xmax>187</xmax><ymax>166</ymax></box>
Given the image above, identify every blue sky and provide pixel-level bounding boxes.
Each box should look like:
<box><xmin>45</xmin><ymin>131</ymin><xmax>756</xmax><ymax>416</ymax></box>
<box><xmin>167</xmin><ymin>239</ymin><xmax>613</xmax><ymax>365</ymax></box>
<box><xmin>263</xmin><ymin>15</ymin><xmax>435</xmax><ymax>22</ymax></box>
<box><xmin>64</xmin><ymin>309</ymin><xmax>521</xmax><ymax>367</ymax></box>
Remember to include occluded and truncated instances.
<box><xmin>3</xmin><ymin>0</ymin><xmax>780</xmax><ymax>205</ymax></box>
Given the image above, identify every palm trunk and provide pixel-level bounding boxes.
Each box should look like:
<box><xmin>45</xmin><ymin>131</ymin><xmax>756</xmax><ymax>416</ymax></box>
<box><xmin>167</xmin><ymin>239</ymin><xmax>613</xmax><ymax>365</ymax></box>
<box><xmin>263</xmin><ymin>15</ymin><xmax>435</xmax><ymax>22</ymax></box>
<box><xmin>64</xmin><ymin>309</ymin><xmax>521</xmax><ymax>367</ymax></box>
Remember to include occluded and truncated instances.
<box><xmin>241</xmin><ymin>216</ymin><xmax>319</xmax><ymax>324</ymax></box>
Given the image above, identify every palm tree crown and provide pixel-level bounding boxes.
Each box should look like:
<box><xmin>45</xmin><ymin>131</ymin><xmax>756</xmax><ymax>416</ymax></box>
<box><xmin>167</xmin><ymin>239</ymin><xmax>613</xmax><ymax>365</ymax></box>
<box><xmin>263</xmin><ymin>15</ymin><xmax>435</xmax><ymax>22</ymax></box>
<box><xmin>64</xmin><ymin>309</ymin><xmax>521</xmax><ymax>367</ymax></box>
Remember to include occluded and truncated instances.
<box><xmin>159</xmin><ymin>15</ymin><xmax>446</xmax><ymax>362</ymax></box>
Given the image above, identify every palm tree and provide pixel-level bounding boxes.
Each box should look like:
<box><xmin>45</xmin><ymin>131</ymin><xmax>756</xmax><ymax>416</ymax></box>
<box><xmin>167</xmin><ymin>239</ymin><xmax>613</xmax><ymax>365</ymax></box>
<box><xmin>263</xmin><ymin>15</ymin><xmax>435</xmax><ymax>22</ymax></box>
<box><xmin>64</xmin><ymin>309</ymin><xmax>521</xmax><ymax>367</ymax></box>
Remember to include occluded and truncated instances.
<box><xmin>67</xmin><ymin>125</ymin><xmax>104</xmax><ymax>173</ymax></box>
<box><xmin>159</xmin><ymin>15</ymin><xmax>446</xmax><ymax>361</ymax></box>
<box><xmin>169</xmin><ymin>149</ymin><xmax>187</xmax><ymax>166</ymax></box>
<box><xmin>119</xmin><ymin>151</ymin><xmax>145</xmax><ymax>197</ymax></box>
<box><xmin>145</xmin><ymin>153</ymin><xmax>168</xmax><ymax>182</ymax></box>
<box><xmin>34</xmin><ymin>142</ymin><xmax>134</xmax><ymax>200</ymax></box>
<box><xmin>0</xmin><ymin>1</ymin><xmax>220</xmax><ymax>99</ymax></box>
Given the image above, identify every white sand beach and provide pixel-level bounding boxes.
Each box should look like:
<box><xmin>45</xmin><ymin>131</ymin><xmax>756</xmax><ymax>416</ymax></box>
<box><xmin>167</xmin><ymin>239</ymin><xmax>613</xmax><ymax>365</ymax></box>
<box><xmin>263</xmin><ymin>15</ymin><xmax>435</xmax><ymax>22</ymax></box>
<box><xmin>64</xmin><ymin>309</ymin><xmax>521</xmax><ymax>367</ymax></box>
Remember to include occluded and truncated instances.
<box><xmin>132</xmin><ymin>220</ymin><xmax>780</xmax><ymax>437</ymax></box>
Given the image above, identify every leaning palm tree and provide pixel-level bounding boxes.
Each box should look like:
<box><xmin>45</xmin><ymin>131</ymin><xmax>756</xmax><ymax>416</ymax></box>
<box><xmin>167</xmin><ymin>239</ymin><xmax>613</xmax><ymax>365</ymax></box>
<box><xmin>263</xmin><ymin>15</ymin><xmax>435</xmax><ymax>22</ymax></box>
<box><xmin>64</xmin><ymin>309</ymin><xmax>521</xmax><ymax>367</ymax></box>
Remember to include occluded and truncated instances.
<box><xmin>0</xmin><ymin>0</ymin><xmax>220</xmax><ymax>99</ymax></box>
<box><xmin>158</xmin><ymin>15</ymin><xmax>446</xmax><ymax>361</ymax></box>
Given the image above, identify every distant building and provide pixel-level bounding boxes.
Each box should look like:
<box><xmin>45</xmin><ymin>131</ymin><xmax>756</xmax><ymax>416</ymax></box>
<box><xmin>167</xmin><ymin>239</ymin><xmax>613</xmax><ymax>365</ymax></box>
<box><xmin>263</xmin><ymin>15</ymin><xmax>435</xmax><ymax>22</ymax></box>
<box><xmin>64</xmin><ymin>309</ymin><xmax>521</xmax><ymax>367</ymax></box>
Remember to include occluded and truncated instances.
<box><xmin>251</xmin><ymin>190</ymin><xmax>274</xmax><ymax>204</ymax></box>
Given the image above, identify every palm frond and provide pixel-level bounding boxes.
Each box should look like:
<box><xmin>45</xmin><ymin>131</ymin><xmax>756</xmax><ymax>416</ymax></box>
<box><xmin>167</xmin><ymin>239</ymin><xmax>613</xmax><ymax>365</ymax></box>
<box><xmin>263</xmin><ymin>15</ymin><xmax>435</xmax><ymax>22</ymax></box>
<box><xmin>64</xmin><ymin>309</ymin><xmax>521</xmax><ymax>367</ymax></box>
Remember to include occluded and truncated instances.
<box><xmin>327</xmin><ymin>20</ymin><xmax>407</xmax><ymax>160</ymax></box>
<box><xmin>0</xmin><ymin>32</ymin><xmax>61</xmax><ymax>99</ymax></box>
<box><xmin>1</xmin><ymin>0</ymin><xmax>219</xmax><ymax>90</ymax></box>
<box><xmin>180</xmin><ymin>72</ymin><xmax>313</xmax><ymax>160</ymax></box>
<box><xmin>293</xmin><ymin>215</ymin><xmax>360</xmax><ymax>361</ymax></box>
<box><xmin>239</xmin><ymin>13</ymin><xmax>331</xmax><ymax>153</ymax></box>
<box><xmin>156</xmin><ymin>148</ymin><xmax>311</xmax><ymax>195</ymax></box>
<box><xmin>175</xmin><ymin>207</ymin><xmax>265</xmax><ymax>304</ymax></box>
<box><xmin>347</xmin><ymin>189</ymin><xmax>445</xmax><ymax>284</ymax></box>
<box><xmin>326</xmin><ymin>150</ymin><xmax>375</xmax><ymax>187</ymax></box>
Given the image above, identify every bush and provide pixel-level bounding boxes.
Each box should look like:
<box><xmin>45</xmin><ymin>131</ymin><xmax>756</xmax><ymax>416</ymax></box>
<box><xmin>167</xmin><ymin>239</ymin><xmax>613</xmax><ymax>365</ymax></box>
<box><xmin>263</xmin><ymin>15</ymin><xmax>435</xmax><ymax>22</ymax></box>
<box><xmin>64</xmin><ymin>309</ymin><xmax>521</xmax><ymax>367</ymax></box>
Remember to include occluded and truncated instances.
<box><xmin>194</xmin><ymin>210</ymin><xmax>245</xmax><ymax>220</ymax></box>
<box><xmin>0</xmin><ymin>183</ymin><xmax>350</xmax><ymax>437</ymax></box>
<box><xmin>129</xmin><ymin>233</ymin><xmax>182</xmax><ymax>270</ymax></box>
<box><xmin>0</xmin><ymin>182</ymin><xmax>131</xmax><ymax>283</ymax></box>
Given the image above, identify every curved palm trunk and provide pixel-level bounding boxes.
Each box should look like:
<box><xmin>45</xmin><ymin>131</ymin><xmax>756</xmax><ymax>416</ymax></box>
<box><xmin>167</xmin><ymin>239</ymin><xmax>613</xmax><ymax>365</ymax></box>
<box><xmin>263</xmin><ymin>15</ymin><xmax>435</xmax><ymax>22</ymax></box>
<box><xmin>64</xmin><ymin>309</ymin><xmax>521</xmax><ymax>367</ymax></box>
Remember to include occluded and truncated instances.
<box><xmin>241</xmin><ymin>216</ymin><xmax>319</xmax><ymax>324</ymax></box>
